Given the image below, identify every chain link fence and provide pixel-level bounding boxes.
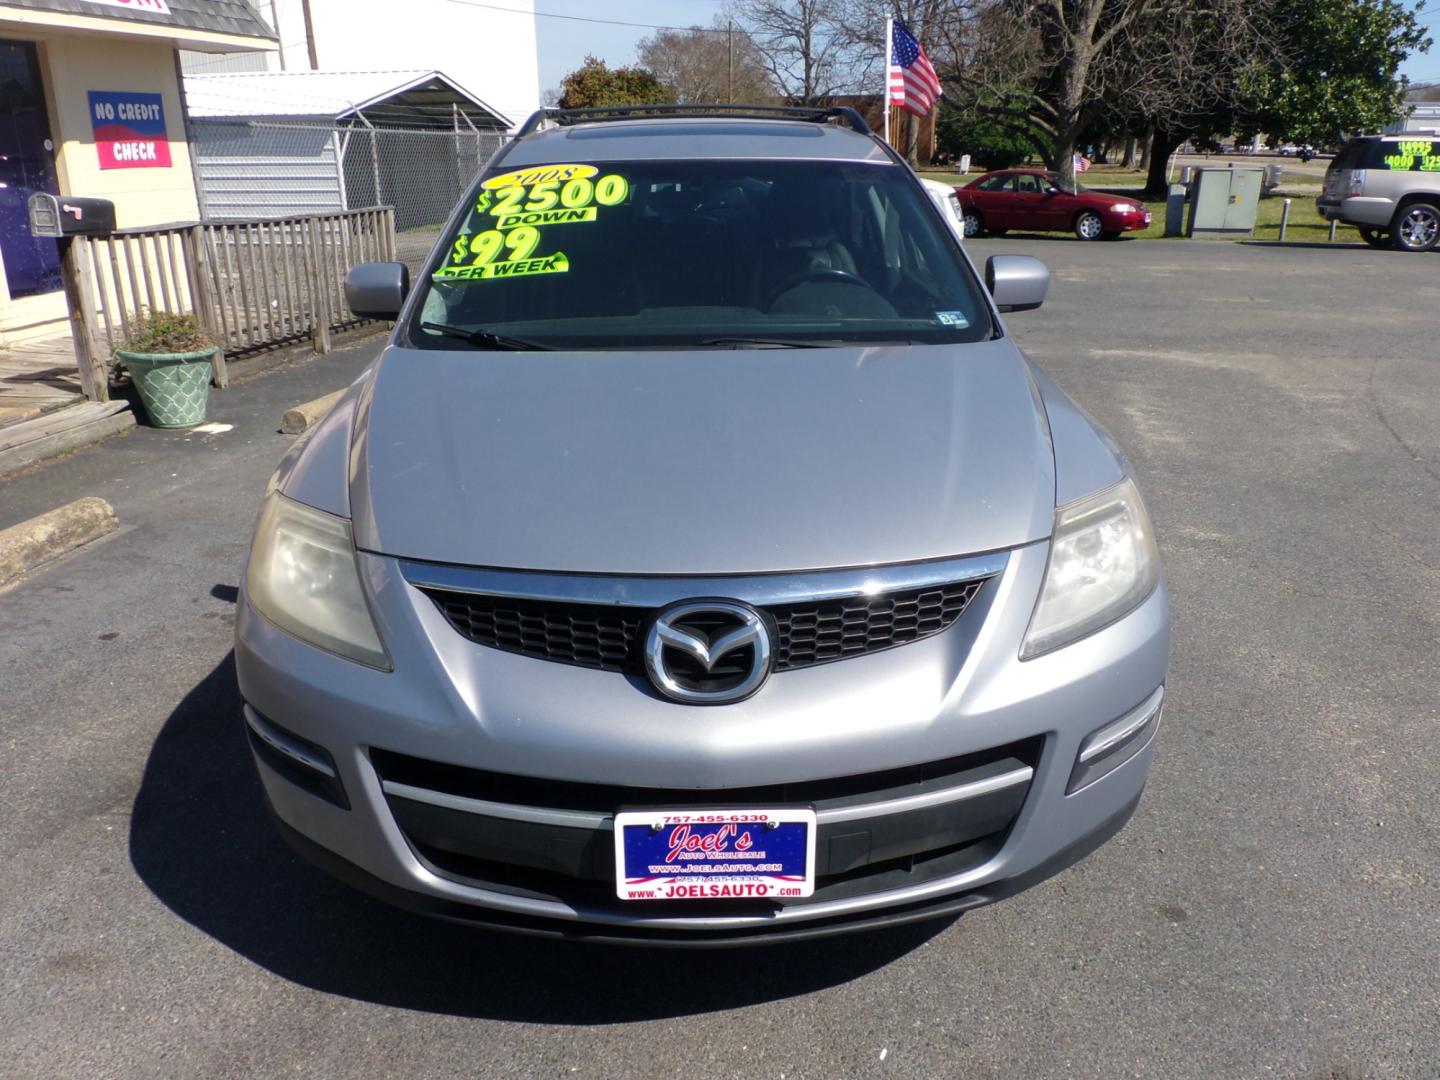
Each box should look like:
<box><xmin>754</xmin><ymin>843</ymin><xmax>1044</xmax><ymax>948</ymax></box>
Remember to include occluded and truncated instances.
<box><xmin>190</xmin><ymin>120</ymin><xmax>508</xmax><ymax>272</ymax></box>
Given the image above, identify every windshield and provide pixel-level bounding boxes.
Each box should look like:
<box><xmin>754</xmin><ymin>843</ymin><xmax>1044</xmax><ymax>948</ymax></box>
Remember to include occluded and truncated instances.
<box><xmin>407</xmin><ymin>158</ymin><xmax>993</xmax><ymax>350</ymax></box>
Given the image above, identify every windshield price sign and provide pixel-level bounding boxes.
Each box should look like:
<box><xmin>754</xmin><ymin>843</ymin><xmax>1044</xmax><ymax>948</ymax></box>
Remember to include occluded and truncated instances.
<box><xmin>613</xmin><ymin>808</ymin><xmax>816</xmax><ymax>901</ymax></box>
<box><xmin>434</xmin><ymin>162</ymin><xmax>628</xmax><ymax>283</ymax></box>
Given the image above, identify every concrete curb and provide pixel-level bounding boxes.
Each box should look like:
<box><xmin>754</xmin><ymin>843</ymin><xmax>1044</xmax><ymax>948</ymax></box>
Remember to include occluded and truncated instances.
<box><xmin>0</xmin><ymin>497</ymin><xmax>119</xmax><ymax>587</ymax></box>
<box><xmin>281</xmin><ymin>389</ymin><xmax>344</xmax><ymax>435</ymax></box>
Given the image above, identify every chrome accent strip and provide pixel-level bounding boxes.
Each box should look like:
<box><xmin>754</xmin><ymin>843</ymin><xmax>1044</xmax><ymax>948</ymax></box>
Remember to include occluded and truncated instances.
<box><xmin>382</xmin><ymin>780</ymin><xmax>611</xmax><ymax>830</ymax></box>
<box><xmin>816</xmin><ymin>765</ymin><xmax>1034</xmax><ymax>824</ymax></box>
<box><xmin>1078</xmin><ymin>687</ymin><xmax>1165</xmax><ymax>764</ymax></box>
<box><xmin>395</xmin><ymin>550</ymin><xmax>1010</xmax><ymax>609</ymax></box>
<box><xmin>244</xmin><ymin>707</ymin><xmax>337</xmax><ymax>779</ymax></box>
<box><xmin>384</xmin><ymin>764</ymin><xmax>1032</xmax><ymax>832</ymax></box>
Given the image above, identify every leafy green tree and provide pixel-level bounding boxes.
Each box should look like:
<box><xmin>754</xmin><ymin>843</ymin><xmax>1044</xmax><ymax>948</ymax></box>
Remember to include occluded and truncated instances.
<box><xmin>935</xmin><ymin>101</ymin><xmax>1038</xmax><ymax>169</ymax></box>
<box><xmin>1241</xmin><ymin>0</ymin><xmax>1431</xmax><ymax>145</ymax></box>
<box><xmin>557</xmin><ymin>56</ymin><xmax>674</xmax><ymax>109</ymax></box>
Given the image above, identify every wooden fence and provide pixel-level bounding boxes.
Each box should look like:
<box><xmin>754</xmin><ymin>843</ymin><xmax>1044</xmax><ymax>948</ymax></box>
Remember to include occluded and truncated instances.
<box><xmin>65</xmin><ymin>207</ymin><xmax>395</xmax><ymax>402</ymax></box>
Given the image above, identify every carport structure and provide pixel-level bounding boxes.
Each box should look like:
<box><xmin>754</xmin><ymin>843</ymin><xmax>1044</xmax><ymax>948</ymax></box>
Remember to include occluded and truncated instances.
<box><xmin>183</xmin><ymin>69</ymin><xmax>510</xmax><ymax>228</ymax></box>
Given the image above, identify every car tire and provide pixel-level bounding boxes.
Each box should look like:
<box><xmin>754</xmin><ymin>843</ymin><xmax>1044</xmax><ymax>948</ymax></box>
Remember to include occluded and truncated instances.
<box><xmin>1074</xmin><ymin>211</ymin><xmax>1104</xmax><ymax>241</ymax></box>
<box><xmin>962</xmin><ymin>210</ymin><xmax>984</xmax><ymax>238</ymax></box>
<box><xmin>1391</xmin><ymin>203</ymin><xmax>1440</xmax><ymax>252</ymax></box>
<box><xmin>1357</xmin><ymin>227</ymin><xmax>1390</xmax><ymax>249</ymax></box>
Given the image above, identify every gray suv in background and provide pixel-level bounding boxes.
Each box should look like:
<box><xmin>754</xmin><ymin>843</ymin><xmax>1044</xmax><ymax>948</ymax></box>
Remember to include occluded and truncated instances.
<box><xmin>1318</xmin><ymin>135</ymin><xmax>1440</xmax><ymax>251</ymax></box>
<box><xmin>237</xmin><ymin>105</ymin><xmax>1170</xmax><ymax>944</ymax></box>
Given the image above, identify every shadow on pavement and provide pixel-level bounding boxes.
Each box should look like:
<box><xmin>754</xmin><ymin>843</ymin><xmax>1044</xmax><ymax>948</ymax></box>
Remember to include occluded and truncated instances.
<box><xmin>129</xmin><ymin>655</ymin><xmax>950</xmax><ymax>1022</ymax></box>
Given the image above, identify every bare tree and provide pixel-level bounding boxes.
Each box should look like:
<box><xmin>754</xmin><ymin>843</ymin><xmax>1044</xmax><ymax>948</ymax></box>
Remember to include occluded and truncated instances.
<box><xmin>935</xmin><ymin>0</ymin><xmax>1267</xmax><ymax>185</ymax></box>
<box><xmin>732</xmin><ymin>0</ymin><xmax>871</xmax><ymax>103</ymax></box>
<box><xmin>637</xmin><ymin>19</ymin><xmax>779</xmax><ymax>104</ymax></box>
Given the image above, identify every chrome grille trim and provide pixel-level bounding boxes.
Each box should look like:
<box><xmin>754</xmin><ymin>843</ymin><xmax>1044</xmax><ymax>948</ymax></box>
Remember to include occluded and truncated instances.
<box><xmin>382</xmin><ymin>781</ymin><xmax>610</xmax><ymax>829</ymax></box>
<box><xmin>396</xmin><ymin>550</ymin><xmax>1009</xmax><ymax>609</ymax></box>
<box><xmin>816</xmin><ymin>765</ymin><xmax>1034</xmax><ymax>824</ymax></box>
<box><xmin>381</xmin><ymin>763</ymin><xmax>1033</xmax><ymax>829</ymax></box>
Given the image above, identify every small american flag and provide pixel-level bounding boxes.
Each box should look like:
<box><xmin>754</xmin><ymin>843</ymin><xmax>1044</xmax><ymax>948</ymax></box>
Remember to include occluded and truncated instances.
<box><xmin>1074</xmin><ymin>153</ymin><xmax>1092</xmax><ymax>174</ymax></box>
<box><xmin>889</xmin><ymin>23</ymin><xmax>942</xmax><ymax>118</ymax></box>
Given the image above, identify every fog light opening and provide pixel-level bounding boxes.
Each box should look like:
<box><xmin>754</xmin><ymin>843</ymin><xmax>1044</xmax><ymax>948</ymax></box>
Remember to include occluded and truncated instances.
<box><xmin>1067</xmin><ymin>688</ymin><xmax>1163</xmax><ymax>795</ymax></box>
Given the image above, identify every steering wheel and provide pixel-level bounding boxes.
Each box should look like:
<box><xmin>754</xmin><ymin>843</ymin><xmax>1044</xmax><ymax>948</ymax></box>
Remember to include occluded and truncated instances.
<box><xmin>764</xmin><ymin>269</ymin><xmax>873</xmax><ymax>311</ymax></box>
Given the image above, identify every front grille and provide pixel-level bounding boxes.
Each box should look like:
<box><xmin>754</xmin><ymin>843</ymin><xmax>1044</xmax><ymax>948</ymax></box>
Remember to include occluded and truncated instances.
<box><xmin>427</xmin><ymin>593</ymin><xmax>644</xmax><ymax>672</ymax></box>
<box><xmin>372</xmin><ymin>738</ymin><xmax>1039</xmax><ymax>913</ymax></box>
<box><xmin>420</xmin><ymin>577</ymin><xmax>987</xmax><ymax>674</ymax></box>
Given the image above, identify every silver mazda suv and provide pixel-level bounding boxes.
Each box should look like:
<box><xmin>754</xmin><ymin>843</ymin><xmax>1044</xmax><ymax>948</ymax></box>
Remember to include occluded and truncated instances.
<box><xmin>237</xmin><ymin>105</ymin><xmax>1170</xmax><ymax>944</ymax></box>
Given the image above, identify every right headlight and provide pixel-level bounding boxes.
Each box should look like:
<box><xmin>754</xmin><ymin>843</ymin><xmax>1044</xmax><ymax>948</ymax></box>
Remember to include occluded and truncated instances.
<box><xmin>245</xmin><ymin>492</ymin><xmax>391</xmax><ymax>670</ymax></box>
<box><xmin>1020</xmin><ymin>476</ymin><xmax>1160</xmax><ymax>660</ymax></box>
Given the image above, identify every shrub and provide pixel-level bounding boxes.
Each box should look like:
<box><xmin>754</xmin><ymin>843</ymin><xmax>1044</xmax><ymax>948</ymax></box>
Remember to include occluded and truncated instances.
<box><xmin>119</xmin><ymin>311</ymin><xmax>212</xmax><ymax>354</ymax></box>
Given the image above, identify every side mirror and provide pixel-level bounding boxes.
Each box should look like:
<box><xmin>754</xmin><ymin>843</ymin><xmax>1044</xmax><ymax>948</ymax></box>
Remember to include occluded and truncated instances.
<box><xmin>985</xmin><ymin>254</ymin><xmax>1049</xmax><ymax>313</ymax></box>
<box><xmin>345</xmin><ymin>261</ymin><xmax>410</xmax><ymax>320</ymax></box>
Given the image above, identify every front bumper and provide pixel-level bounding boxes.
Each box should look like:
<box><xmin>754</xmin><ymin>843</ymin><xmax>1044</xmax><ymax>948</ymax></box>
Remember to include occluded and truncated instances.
<box><xmin>236</xmin><ymin>540</ymin><xmax>1170</xmax><ymax>943</ymax></box>
<box><xmin>1108</xmin><ymin>210</ymin><xmax>1151</xmax><ymax>232</ymax></box>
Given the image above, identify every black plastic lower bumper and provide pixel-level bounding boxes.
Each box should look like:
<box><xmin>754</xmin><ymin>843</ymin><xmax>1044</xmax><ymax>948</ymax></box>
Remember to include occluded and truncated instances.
<box><xmin>268</xmin><ymin>792</ymin><xmax>1143</xmax><ymax>948</ymax></box>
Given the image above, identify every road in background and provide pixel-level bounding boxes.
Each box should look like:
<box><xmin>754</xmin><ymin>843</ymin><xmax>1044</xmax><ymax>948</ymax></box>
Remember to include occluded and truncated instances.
<box><xmin>1</xmin><ymin>240</ymin><xmax>1438</xmax><ymax>1078</ymax></box>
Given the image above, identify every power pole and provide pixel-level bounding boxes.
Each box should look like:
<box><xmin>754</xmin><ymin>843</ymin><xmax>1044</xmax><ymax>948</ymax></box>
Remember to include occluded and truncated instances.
<box><xmin>727</xmin><ymin>19</ymin><xmax>734</xmax><ymax>103</ymax></box>
<box><xmin>300</xmin><ymin>0</ymin><xmax>320</xmax><ymax>70</ymax></box>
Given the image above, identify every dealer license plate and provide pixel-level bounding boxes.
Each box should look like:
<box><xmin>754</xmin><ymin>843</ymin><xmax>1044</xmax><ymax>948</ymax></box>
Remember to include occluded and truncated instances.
<box><xmin>613</xmin><ymin>808</ymin><xmax>816</xmax><ymax>902</ymax></box>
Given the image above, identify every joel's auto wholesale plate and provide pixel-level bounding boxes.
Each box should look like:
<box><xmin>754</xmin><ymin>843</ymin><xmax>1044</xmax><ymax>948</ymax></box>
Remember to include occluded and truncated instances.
<box><xmin>613</xmin><ymin>808</ymin><xmax>817</xmax><ymax>901</ymax></box>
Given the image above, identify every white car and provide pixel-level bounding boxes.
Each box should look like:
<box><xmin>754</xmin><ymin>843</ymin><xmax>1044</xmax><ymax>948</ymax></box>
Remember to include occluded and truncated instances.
<box><xmin>922</xmin><ymin>177</ymin><xmax>966</xmax><ymax>242</ymax></box>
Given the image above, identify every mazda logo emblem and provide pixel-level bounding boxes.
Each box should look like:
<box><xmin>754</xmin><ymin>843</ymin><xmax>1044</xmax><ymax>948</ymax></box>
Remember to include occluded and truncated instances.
<box><xmin>644</xmin><ymin>600</ymin><xmax>772</xmax><ymax>704</ymax></box>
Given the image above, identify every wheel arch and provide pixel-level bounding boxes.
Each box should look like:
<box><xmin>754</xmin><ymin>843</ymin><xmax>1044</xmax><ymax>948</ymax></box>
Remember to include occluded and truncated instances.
<box><xmin>1394</xmin><ymin>191</ymin><xmax>1440</xmax><ymax>211</ymax></box>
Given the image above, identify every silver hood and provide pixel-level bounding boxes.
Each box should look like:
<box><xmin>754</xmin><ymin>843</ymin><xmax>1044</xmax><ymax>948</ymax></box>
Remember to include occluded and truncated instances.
<box><xmin>350</xmin><ymin>340</ymin><xmax>1055</xmax><ymax>575</ymax></box>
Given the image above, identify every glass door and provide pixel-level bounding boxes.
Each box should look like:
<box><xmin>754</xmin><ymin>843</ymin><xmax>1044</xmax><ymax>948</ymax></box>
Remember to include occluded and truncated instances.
<box><xmin>0</xmin><ymin>40</ymin><xmax>62</xmax><ymax>299</ymax></box>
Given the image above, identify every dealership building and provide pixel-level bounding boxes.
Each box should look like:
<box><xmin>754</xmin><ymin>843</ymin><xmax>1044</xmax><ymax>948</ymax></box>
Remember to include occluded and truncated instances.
<box><xmin>0</xmin><ymin>0</ymin><xmax>275</xmax><ymax>346</ymax></box>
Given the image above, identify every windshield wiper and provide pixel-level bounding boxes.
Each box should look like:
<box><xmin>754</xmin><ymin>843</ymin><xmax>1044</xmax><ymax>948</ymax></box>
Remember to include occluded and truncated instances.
<box><xmin>698</xmin><ymin>337</ymin><xmax>832</xmax><ymax>349</ymax></box>
<box><xmin>420</xmin><ymin>322</ymin><xmax>550</xmax><ymax>351</ymax></box>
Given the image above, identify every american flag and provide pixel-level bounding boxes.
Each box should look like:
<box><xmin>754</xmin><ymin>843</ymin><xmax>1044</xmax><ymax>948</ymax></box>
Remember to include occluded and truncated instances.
<box><xmin>888</xmin><ymin>23</ymin><xmax>942</xmax><ymax>118</ymax></box>
<box><xmin>1074</xmin><ymin>153</ymin><xmax>1092</xmax><ymax>174</ymax></box>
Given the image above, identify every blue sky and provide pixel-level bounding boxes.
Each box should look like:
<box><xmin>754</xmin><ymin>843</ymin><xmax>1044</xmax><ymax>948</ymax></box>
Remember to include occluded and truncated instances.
<box><xmin>526</xmin><ymin>0</ymin><xmax>1440</xmax><ymax>93</ymax></box>
<box><xmin>533</xmin><ymin>0</ymin><xmax>733</xmax><ymax>95</ymax></box>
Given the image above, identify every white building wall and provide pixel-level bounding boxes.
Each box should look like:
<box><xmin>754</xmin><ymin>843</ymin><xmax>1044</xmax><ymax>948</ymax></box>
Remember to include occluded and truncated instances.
<box><xmin>252</xmin><ymin>0</ymin><xmax>538</xmax><ymax>128</ymax></box>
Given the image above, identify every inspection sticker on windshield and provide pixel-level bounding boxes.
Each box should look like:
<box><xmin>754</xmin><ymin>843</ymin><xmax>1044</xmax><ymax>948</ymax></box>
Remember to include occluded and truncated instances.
<box><xmin>935</xmin><ymin>311</ymin><xmax>970</xmax><ymax>327</ymax></box>
<box><xmin>613</xmin><ymin>808</ymin><xmax>816</xmax><ymax>901</ymax></box>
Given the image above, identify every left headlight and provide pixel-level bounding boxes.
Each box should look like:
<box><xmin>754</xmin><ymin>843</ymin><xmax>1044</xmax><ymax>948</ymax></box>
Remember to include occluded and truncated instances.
<box><xmin>1111</xmin><ymin>203</ymin><xmax>1136</xmax><ymax>213</ymax></box>
<box><xmin>245</xmin><ymin>493</ymin><xmax>391</xmax><ymax>670</ymax></box>
<box><xmin>1020</xmin><ymin>477</ymin><xmax>1160</xmax><ymax>660</ymax></box>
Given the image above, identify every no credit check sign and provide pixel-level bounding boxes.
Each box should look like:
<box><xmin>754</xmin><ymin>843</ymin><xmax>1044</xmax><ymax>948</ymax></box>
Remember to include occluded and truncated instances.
<box><xmin>89</xmin><ymin>90</ymin><xmax>172</xmax><ymax>170</ymax></box>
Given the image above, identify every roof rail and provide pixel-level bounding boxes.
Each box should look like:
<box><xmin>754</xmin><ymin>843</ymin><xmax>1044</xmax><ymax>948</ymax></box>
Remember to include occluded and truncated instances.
<box><xmin>514</xmin><ymin>104</ymin><xmax>872</xmax><ymax>138</ymax></box>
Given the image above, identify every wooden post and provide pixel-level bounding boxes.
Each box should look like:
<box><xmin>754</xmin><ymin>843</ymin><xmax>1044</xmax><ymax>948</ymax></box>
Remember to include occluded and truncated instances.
<box><xmin>305</xmin><ymin>217</ymin><xmax>332</xmax><ymax>354</ymax></box>
<box><xmin>58</xmin><ymin>237</ymin><xmax>110</xmax><ymax>403</ymax></box>
<box><xmin>186</xmin><ymin>225</ymin><xmax>229</xmax><ymax>388</ymax></box>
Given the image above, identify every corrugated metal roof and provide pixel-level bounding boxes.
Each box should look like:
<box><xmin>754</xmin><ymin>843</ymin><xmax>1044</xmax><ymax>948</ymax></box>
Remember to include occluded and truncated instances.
<box><xmin>184</xmin><ymin>69</ymin><xmax>510</xmax><ymax>129</ymax></box>
<box><xmin>0</xmin><ymin>0</ymin><xmax>276</xmax><ymax>40</ymax></box>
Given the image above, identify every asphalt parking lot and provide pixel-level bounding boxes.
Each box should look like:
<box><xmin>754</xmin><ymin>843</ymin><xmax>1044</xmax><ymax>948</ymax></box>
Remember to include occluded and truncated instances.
<box><xmin>2</xmin><ymin>237</ymin><xmax>1438</xmax><ymax>1078</ymax></box>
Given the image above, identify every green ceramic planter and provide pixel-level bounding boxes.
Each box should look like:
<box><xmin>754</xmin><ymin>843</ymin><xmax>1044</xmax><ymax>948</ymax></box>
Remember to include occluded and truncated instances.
<box><xmin>117</xmin><ymin>347</ymin><xmax>216</xmax><ymax>429</ymax></box>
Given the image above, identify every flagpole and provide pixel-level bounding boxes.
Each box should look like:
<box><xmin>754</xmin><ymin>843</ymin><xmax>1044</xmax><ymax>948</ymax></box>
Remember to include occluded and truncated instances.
<box><xmin>882</xmin><ymin>16</ymin><xmax>892</xmax><ymax>149</ymax></box>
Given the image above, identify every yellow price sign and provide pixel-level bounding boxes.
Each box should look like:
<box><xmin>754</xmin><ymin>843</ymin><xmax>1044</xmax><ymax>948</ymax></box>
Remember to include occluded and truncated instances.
<box><xmin>441</xmin><ymin>164</ymin><xmax>630</xmax><ymax>284</ymax></box>
<box><xmin>434</xmin><ymin>252</ymin><xmax>570</xmax><ymax>281</ymax></box>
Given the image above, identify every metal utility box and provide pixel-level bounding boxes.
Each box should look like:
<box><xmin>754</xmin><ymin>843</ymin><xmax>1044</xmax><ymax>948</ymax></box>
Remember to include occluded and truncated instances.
<box><xmin>28</xmin><ymin>193</ymin><xmax>116</xmax><ymax>238</ymax></box>
<box><xmin>1186</xmin><ymin>167</ymin><xmax>1263</xmax><ymax>239</ymax></box>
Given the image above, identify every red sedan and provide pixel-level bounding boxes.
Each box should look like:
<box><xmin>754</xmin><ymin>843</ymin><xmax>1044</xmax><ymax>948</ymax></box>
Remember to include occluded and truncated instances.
<box><xmin>955</xmin><ymin>169</ymin><xmax>1152</xmax><ymax>240</ymax></box>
